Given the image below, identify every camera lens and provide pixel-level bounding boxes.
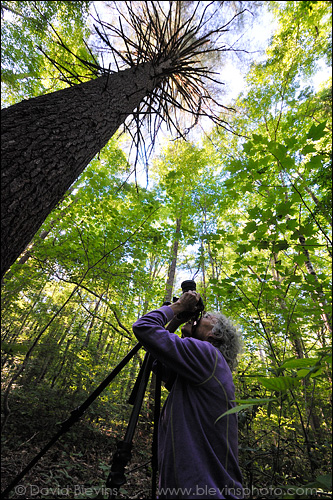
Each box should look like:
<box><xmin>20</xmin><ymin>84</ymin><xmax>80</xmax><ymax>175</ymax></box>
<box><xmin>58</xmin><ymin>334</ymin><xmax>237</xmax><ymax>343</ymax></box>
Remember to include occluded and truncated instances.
<box><xmin>181</xmin><ymin>280</ymin><xmax>196</xmax><ymax>293</ymax></box>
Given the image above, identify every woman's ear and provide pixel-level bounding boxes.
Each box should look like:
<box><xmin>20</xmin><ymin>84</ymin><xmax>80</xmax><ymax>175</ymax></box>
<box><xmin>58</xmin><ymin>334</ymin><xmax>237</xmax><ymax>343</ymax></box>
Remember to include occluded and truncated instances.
<box><xmin>207</xmin><ymin>332</ymin><xmax>219</xmax><ymax>343</ymax></box>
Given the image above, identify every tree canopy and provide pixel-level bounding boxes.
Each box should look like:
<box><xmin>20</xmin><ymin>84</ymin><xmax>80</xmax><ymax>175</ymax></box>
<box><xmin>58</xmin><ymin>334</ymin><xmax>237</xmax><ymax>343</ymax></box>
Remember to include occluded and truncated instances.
<box><xmin>1</xmin><ymin>1</ymin><xmax>332</xmax><ymax>499</ymax></box>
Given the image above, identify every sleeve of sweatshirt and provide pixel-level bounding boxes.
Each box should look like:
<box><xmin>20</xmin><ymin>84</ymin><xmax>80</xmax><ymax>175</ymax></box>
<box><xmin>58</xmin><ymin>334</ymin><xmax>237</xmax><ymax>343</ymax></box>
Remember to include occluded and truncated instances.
<box><xmin>132</xmin><ymin>305</ymin><xmax>219</xmax><ymax>385</ymax></box>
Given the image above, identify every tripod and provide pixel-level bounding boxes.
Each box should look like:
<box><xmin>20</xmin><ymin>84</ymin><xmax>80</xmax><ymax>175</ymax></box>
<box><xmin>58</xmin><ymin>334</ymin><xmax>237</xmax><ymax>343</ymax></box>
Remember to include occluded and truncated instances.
<box><xmin>105</xmin><ymin>310</ymin><xmax>187</xmax><ymax>499</ymax></box>
<box><xmin>106</xmin><ymin>351</ymin><xmax>162</xmax><ymax>499</ymax></box>
<box><xmin>2</xmin><ymin>280</ymin><xmax>201</xmax><ymax>499</ymax></box>
<box><xmin>2</xmin><ymin>328</ymin><xmax>178</xmax><ymax>499</ymax></box>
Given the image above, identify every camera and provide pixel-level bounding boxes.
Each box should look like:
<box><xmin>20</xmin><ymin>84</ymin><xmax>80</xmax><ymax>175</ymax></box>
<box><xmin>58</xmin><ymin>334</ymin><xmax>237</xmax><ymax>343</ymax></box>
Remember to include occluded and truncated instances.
<box><xmin>176</xmin><ymin>280</ymin><xmax>205</xmax><ymax>321</ymax></box>
<box><xmin>163</xmin><ymin>280</ymin><xmax>205</xmax><ymax>321</ymax></box>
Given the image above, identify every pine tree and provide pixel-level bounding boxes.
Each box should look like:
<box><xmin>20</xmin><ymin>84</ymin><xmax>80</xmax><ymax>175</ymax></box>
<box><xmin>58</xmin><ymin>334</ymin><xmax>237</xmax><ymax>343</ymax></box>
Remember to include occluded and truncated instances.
<box><xmin>1</xmin><ymin>1</ymin><xmax>247</xmax><ymax>277</ymax></box>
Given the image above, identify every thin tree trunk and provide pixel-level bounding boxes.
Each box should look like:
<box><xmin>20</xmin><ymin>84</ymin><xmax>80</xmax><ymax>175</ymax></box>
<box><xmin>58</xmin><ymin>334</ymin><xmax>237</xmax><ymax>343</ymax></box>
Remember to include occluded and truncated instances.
<box><xmin>270</xmin><ymin>253</ymin><xmax>305</xmax><ymax>358</ymax></box>
<box><xmin>83</xmin><ymin>294</ymin><xmax>104</xmax><ymax>348</ymax></box>
<box><xmin>96</xmin><ymin>287</ymin><xmax>109</xmax><ymax>355</ymax></box>
<box><xmin>1</xmin><ymin>62</ymin><xmax>160</xmax><ymax>277</ymax></box>
<box><xmin>297</xmin><ymin>171</ymin><xmax>332</xmax><ymax>226</ymax></box>
<box><xmin>299</xmin><ymin>234</ymin><xmax>332</xmax><ymax>333</ymax></box>
<box><xmin>164</xmin><ymin>217</ymin><xmax>182</xmax><ymax>303</ymax></box>
<box><xmin>200</xmin><ymin>242</ymin><xmax>207</xmax><ymax>304</ymax></box>
<box><xmin>1</xmin><ymin>282</ymin><xmax>80</xmax><ymax>432</ymax></box>
<box><xmin>142</xmin><ymin>255</ymin><xmax>162</xmax><ymax>314</ymax></box>
<box><xmin>51</xmin><ymin>339</ymin><xmax>71</xmax><ymax>389</ymax></box>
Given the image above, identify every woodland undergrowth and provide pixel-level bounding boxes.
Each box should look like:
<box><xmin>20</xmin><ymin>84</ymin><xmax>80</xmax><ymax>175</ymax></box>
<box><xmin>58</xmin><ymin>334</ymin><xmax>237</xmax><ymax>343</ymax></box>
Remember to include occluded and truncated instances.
<box><xmin>1</xmin><ymin>383</ymin><xmax>154</xmax><ymax>499</ymax></box>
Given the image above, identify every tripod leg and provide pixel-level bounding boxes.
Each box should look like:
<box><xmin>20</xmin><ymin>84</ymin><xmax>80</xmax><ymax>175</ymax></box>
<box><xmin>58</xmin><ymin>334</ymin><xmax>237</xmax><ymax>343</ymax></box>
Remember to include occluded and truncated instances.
<box><xmin>128</xmin><ymin>351</ymin><xmax>149</xmax><ymax>405</ymax></box>
<box><xmin>151</xmin><ymin>361</ymin><xmax>162</xmax><ymax>500</ymax></box>
<box><xmin>106</xmin><ymin>353</ymin><xmax>153</xmax><ymax>497</ymax></box>
<box><xmin>1</xmin><ymin>342</ymin><xmax>143</xmax><ymax>499</ymax></box>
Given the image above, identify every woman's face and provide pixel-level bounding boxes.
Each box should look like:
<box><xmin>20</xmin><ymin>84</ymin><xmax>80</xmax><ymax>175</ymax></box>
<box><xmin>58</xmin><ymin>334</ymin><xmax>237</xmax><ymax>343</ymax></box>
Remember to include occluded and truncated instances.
<box><xmin>181</xmin><ymin>314</ymin><xmax>216</xmax><ymax>341</ymax></box>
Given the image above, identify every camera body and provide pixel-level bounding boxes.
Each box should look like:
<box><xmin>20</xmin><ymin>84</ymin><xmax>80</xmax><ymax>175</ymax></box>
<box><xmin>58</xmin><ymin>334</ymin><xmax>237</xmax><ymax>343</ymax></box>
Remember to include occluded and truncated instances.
<box><xmin>175</xmin><ymin>280</ymin><xmax>205</xmax><ymax>321</ymax></box>
<box><xmin>180</xmin><ymin>280</ymin><xmax>198</xmax><ymax>293</ymax></box>
<box><xmin>163</xmin><ymin>280</ymin><xmax>205</xmax><ymax>321</ymax></box>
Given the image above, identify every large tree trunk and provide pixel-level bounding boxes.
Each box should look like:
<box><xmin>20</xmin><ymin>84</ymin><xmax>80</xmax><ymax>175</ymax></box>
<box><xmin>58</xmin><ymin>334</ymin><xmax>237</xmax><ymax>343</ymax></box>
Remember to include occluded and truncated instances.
<box><xmin>1</xmin><ymin>62</ymin><xmax>159</xmax><ymax>278</ymax></box>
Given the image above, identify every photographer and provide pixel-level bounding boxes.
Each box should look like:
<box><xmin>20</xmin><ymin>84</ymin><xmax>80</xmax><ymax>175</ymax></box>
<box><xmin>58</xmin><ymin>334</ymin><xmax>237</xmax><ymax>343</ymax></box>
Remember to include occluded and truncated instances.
<box><xmin>132</xmin><ymin>290</ymin><xmax>243</xmax><ymax>499</ymax></box>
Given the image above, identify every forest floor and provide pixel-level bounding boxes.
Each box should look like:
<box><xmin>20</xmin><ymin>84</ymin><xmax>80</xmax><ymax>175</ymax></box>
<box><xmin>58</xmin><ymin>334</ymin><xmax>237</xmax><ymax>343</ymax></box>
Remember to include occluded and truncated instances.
<box><xmin>1</xmin><ymin>384</ymin><xmax>331</xmax><ymax>499</ymax></box>
<box><xmin>1</xmin><ymin>386</ymin><xmax>154</xmax><ymax>499</ymax></box>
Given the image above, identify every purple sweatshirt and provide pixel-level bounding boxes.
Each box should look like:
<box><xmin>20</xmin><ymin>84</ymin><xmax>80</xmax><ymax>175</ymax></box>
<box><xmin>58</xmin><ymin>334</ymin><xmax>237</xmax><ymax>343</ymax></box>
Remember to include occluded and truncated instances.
<box><xmin>132</xmin><ymin>306</ymin><xmax>243</xmax><ymax>499</ymax></box>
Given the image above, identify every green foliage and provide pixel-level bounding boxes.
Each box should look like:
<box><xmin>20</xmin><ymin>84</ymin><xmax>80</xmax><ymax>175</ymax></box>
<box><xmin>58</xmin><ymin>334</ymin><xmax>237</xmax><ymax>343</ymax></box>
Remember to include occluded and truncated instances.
<box><xmin>1</xmin><ymin>1</ymin><xmax>92</xmax><ymax>106</ymax></box>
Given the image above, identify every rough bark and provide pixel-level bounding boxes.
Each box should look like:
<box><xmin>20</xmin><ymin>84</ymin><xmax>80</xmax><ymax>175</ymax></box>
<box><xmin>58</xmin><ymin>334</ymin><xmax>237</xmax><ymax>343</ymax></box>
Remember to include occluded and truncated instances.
<box><xmin>1</xmin><ymin>62</ymin><xmax>159</xmax><ymax>278</ymax></box>
<box><xmin>1</xmin><ymin>187</ymin><xmax>77</xmax><ymax>287</ymax></box>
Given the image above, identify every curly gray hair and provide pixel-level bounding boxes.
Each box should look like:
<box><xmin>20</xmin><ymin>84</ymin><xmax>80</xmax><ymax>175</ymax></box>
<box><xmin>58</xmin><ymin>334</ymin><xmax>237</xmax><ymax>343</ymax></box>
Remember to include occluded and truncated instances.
<box><xmin>204</xmin><ymin>312</ymin><xmax>242</xmax><ymax>371</ymax></box>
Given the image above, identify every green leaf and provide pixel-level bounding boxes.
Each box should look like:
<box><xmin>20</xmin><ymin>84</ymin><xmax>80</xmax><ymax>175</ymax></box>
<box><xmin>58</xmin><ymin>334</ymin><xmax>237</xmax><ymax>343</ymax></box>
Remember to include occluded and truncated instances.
<box><xmin>296</xmin><ymin>368</ymin><xmax>311</xmax><ymax>378</ymax></box>
<box><xmin>243</xmin><ymin>141</ymin><xmax>253</xmax><ymax>153</ymax></box>
<box><xmin>299</xmin><ymin>224</ymin><xmax>316</xmax><ymax>236</ymax></box>
<box><xmin>1</xmin><ymin>341</ymin><xmax>29</xmax><ymax>355</ymax></box>
<box><xmin>296</xmin><ymin>368</ymin><xmax>323</xmax><ymax>379</ymax></box>
<box><xmin>223</xmin><ymin>178</ymin><xmax>235</xmax><ymax>188</ymax></box>
<box><xmin>214</xmin><ymin>404</ymin><xmax>254</xmax><ymax>423</ymax></box>
<box><xmin>244</xmin><ymin>221</ymin><xmax>257</xmax><ymax>234</ymax></box>
<box><xmin>281</xmin><ymin>155</ymin><xmax>295</xmax><ymax>169</ymax></box>
<box><xmin>258</xmin><ymin>240</ymin><xmax>270</xmax><ymax>250</ymax></box>
<box><xmin>315</xmin><ymin>473</ymin><xmax>332</xmax><ymax>490</ymax></box>
<box><xmin>284</xmin><ymin>136</ymin><xmax>298</xmax><ymax>149</ymax></box>
<box><xmin>280</xmin><ymin>358</ymin><xmax>319</xmax><ymax>369</ymax></box>
<box><xmin>301</xmin><ymin>144</ymin><xmax>317</xmax><ymax>155</ymax></box>
<box><xmin>307</xmin><ymin>155</ymin><xmax>323</xmax><ymax>168</ymax></box>
<box><xmin>273</xmin><ymin>239</ymin><xmax>289</xmax><ymax>251</ymax></box>
<box><xmin>255</xmin><ymin>224</ymin><xmax>269</xmax><ymax>238</ymax></box>
<box><xmin>287</xmin><ymin>275</ymin><xmax>302</xmax><ymax>283</ymax></box>
<box><xmin>307</xmin><ymin>121</ymin><xmax>327</xmax><ymax>141</ymax></box>
<box><xmin>302</xmin><ymin>473</ymin><xmax>332</xmax><ymax>491</ymax></box>
<box><xmin>257</xmin><ymin>376</ymin><xmax>299</xmax><ymax>391</ymax></box>
<box><xmin>240</xmin><ymin>183</ymin><xmax>254</xmax><ymax>194</ymax></box>
<box><xmin>294</xmin><ymin>254</ymin><xmax>308</xmax><ymax>266</ymax></box>
<box><xmin>276</xmin><ymin>202</ymin><xmax>293</xmax><ymax>217</ymax></box>
<box><xmin>323</xmin><ymin>355</ymin><xmax>332</xmax><ymax>365</ymax></box>
<box><xmin>228</xmin><ymin>160</ymin><xmax>243</xmax><ymax>174</ymax></box>
<box><xmin>215</xmin><ymin>398</ymin><xmax>276</xmax><ymax>423</ymax></box>
<box><xmin>237</xmin><ymin>244</ymin><xmax>249</xmax><ymax>255</ymax></box>
<box><xmin>305</xmin><ymin>273</ymin><xmax>318</xmax><ymax>284</ymax></box>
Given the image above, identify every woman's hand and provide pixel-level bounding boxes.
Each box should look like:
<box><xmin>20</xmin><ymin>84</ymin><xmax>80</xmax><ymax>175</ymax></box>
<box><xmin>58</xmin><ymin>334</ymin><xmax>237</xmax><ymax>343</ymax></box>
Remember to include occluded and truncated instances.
<box><xmin>169</xmin><ymin>291</ymin><xmax>201</xmax><ymax>318</ymax></box>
